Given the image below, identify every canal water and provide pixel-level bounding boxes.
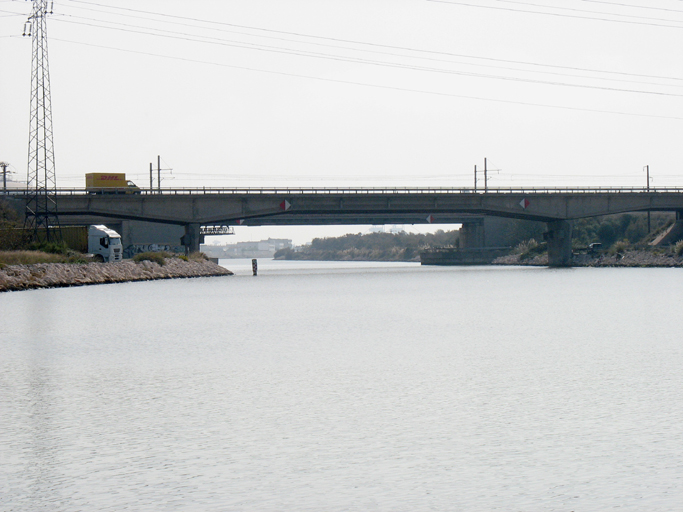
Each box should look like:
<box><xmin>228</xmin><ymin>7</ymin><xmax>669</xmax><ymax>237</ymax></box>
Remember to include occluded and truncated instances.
<box><xmin>1</xmin><ymin>260</ymin><xmax>682</xmax><ymax>511</ymax></box>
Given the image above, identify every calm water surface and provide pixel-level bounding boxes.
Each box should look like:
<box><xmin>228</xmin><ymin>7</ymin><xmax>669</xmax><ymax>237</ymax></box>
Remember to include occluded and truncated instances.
<box><xmin>1</xmin><ymin>260</ymin><xmax>682</xmax><ymax>511</ymax></box>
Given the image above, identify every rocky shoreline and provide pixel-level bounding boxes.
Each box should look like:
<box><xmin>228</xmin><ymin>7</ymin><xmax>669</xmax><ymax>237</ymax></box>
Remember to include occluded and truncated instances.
<box><xmin>493</xmin><ymin>250</ymin><xmax>683</xmax><ymax>267</ymax></box>
<box><xmin>0</xmin><ymin>257</ymin><xmax>233</xmax><ymax>292</ymax></box>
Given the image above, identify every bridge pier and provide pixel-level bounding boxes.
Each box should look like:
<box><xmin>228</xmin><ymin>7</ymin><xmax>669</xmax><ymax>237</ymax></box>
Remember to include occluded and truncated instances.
<box><xmin>545</xmin><ymin>220</ymin><xmax>573</xmax><ymax>267</ymax></box>
<box><xmin>459</xmin><ymin>220</ymin><xmax>484</xmax><ymax>248</ymax></box>
<box><xmin>181</xmin><ymin>223</ymin><xmax>203</xmax><ymax>255</ymax></box>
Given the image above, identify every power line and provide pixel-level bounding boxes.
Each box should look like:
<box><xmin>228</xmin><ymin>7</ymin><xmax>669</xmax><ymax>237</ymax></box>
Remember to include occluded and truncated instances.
<box><xmin>63</xmin><ymin>0</ymin><xmax>683</xmax><ymax>29</ymax></box>
<box><xmin>53</xmin><ymin>0</ymin><xmax>683</xmax><ymax>83</ymax></box>
<box><xmin>579</xmin><ymin>0</ymin><xmax>683</xmax><ymax>14</ymax></box>
<box><xmin>49</xmin><ymin>16</ymin><xmax>683</xmax><ymax>98</ymax></box>
<box><xmin>48</xmin><ymin>11</ymin><xmax>683</xmax><ymax>91</ymax></box>
<box><xmin>51</xmin><ymin>37</ymin><xmax>683</xmax><ymax>121</ymax></box>
<box><xmin>493</xmin><ymin>0</ymin><xmax>683</xmax><ymax>24</ymax></box>
<box><xmin>10</xmin><ymin>1</ymin><xmax>683</xmax><ymax>125</ymax></box>
<box><xmin>427</xmin><ymin>0</ymin><xmax>683</xmax><ymax>29</ymax></box>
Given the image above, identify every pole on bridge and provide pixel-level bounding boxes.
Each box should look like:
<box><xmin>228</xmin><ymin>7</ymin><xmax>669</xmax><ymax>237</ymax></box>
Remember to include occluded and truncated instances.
<box><xmin>158</xmin><ymin>155</ymin><xmax>161</xmax><ymax>194</ymax></box>
<box><xmin>150</xmin><ymin>162</ymin><xmax>153</xmax><ymax>193</ymax></box>
<box><xmin>484</xmin><ymin>158</ymin><xmax>488</xmax><ymax>193</ymax></box>
<box><xmin>1</xmin><ymin>162</ymin><xmax>8</xmax><ymax>192</ymax></box>
<box><xmin>646</xmin><ymin>165</ymin><xmax>651</xmax><ymax>233</ymax></box>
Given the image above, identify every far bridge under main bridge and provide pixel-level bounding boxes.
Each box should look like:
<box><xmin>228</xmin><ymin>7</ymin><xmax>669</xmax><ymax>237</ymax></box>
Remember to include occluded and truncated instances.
<box><xmin>7</xmin><ymin>186</ymin><xmax>683</xmax><ymax>266</ymax></box>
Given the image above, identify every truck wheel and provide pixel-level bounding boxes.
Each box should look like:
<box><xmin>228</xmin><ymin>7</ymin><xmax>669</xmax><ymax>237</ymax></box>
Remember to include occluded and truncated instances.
<box><xmin>93</xmin><ymin>254</ymin><xmax>105</xmax><ymax>263</ymax></box>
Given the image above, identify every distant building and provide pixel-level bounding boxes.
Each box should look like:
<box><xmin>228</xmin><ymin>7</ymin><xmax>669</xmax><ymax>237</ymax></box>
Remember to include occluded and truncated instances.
<box><xmin>200</xmin><ymin>238</ymin><xmax>292</xmax><ymax>259</ymax></box>
<box><xmin>368</xmin><ymin>225</ymin><xmax>406</xmax><ymax>234</ymax></box>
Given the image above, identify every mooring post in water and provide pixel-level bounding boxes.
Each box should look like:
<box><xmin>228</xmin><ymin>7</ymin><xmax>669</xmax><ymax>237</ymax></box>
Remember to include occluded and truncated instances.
<box><xmin>252</xmin><ymin>258</ymin><xmax>258</xmax><ymax>276</ymax></box>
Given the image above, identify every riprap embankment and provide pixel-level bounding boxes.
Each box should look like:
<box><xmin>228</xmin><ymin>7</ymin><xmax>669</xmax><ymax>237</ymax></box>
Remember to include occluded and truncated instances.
<box><xmin>0</xmin><ymin>257</ymin><xmax>232</xmax><ymax>292</ymax></box>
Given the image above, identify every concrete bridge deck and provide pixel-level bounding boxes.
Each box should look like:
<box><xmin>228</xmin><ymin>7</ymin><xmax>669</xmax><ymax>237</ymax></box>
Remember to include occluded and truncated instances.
<box><xmin>10</xmin><ymin>186</ymin><xmax>683</xmax><ymax>224</ymax></box>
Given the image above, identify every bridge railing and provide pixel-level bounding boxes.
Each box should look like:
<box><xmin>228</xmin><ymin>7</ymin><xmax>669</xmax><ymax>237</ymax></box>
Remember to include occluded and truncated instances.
<box><xmin>4</xmin><ymin>186</ymin><xmax>683</xmax><ymax>195</ymax></box>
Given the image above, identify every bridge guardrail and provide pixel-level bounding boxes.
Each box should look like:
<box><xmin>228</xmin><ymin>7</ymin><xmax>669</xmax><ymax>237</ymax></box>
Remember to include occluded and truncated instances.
<box><xmin>4</xmin><ymin>186</ymin><xmax>683</xmax><ymax>196</ymax></box>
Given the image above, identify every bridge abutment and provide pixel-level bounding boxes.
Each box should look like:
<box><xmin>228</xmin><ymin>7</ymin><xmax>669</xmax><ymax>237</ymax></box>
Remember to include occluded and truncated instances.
<box><xmin>545</xmin><ymin>220</ymin><xmax>573</xmax><ymax>267</ymax></box>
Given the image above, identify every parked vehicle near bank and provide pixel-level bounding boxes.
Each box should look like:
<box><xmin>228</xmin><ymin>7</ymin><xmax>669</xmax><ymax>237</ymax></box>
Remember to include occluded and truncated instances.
<box><xmin>88</xmin><ymin>225</ymin><xmax>123</xmax><ymax>262</ymax></box>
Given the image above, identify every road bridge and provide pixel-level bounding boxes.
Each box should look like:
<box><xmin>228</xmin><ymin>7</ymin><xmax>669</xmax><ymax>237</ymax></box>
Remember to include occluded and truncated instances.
<box><xmin>6</xmin><ymin>186</ymin><xmax>683</xmax><ymax>266</ymax></box>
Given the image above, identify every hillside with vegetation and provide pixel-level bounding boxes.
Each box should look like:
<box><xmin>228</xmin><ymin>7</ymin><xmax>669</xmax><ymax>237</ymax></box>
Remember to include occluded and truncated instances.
<box><xmin>275</xmin><ymin>213</ymin><xmax>680</xmax><ymax>263</ymax></box>
<box><xmin>502</xmin><ymin>213</ymin><xmax>683</xmax><ymax>266</ymax></box>
<box><xmin>571</xmin><ymin>213</ymin><xmax>673</xmax><ymax>248</ymax></box>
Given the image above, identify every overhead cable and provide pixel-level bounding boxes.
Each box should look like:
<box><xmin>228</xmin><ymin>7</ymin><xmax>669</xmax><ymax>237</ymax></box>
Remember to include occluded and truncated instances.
<box><xmin>51</xmin><ymin>37</ymin><xmax>683</xmax><ymax>121</ymax></box>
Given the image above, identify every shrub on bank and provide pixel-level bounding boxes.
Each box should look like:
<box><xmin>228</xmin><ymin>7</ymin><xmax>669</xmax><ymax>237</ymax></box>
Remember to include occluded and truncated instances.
<box><xmin>515</xmin><ymin>239</ymin><xmax>547</xmax><ymax>261</ymax></box>
<box><xmin>188</xmin><ymin>252</ymin><xmax>208</xmax><ymax>261</ymax></box>
<box><xmin>610</xmin><ymin>239</ymin><xmax>630</xmax><ymax>255</ymax></box>
<box><xmin>28</xmin><ymin>240</ymin><xmax>70</xmax><ymax>255</ymax></box>
<box><xmin>133</xmin><ymin>251</ymin><xmax>169</xmax><ymax>266</ymax></box>
<box><xmin>674</xmin><ymin>240</ymin><xmax>683</xmax><ymax>257</ymax></box>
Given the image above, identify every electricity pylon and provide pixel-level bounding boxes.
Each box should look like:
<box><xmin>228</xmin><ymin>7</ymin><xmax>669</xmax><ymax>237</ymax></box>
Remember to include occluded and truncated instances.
<box><xmin>23</xmin><ymin>0</ymin><xmax>61</xmax><ymax>243</ymax></box>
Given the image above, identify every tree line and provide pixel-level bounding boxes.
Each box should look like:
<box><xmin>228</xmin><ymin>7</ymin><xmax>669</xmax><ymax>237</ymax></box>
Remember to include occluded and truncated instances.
<box><xmin>275</xmin><ymin>230</ymin><xmax>459</xmax><ymax>261</ymax></box>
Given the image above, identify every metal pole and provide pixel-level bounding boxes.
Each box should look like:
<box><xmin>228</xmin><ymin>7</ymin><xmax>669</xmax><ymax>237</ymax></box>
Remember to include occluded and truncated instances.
<box><xmin>157</xmin><ymin>155</ymin><xmax>161</xmax><ymax>193</ymax></box>
<box><xmin>1</xmin><ymin>162</ymin><xmax>7</xmax><ymax>192</ymax></box>
<box><xmin>474</xmin><ymin>165</ymin><xmax>477</xmax><ymax>192</ymax></box>
<box><xmin>646</xmin><ymin>165</ymin><xmax>651</xmax><ymax>232</ymax></box>
<box><xmin>150</xmin><ymin>162</ymin><xmax>153</xmax><ymax>192</ymax></box>
<box><xmin>484</xmin><ymin>158</ymin><xmax>488</xmax><ymax>193</ymax></box>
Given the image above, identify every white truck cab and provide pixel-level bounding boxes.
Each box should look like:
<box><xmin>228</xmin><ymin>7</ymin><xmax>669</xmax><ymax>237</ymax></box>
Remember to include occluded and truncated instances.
<box><xmin>88</xmin><ymin>225</ymin><xmax>123</xmax><ymax>262</ymax></box>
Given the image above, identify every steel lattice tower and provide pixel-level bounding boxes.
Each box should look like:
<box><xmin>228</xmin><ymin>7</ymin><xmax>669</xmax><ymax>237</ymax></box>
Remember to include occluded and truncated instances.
<box><xmin>24</xmin><ymin>0</ymin><xmax>60</xmax><ymax>243</ymax></box>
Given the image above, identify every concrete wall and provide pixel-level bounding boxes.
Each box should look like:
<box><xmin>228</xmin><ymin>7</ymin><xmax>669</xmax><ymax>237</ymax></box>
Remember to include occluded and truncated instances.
<box><xmin>459</xmin><ymin>217</ymin><xmax>518</xmax><ymax>249</ymax></box>
<box><xmin>118</xmin><ymin>221</ymin><xmax>185</xmax><ymax>256</ymax></box>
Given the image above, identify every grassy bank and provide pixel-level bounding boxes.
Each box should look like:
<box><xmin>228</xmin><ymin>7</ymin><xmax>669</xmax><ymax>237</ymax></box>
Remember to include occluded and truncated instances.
<box><xmin>0</xmin><ymin>250</ymin><xmax>91</xmax><ymax>267</ymax></box>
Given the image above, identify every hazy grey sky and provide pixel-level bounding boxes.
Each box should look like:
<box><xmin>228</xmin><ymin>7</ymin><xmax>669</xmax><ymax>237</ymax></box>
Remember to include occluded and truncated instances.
<box><xmin>2</xmin><ymin>0</ymin><xmax>683</xmax><ymax>243</ymax></box>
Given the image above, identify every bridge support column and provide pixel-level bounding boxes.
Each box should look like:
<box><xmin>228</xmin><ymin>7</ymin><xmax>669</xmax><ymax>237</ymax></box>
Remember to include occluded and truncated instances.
<box><xmin>460</xmin><ymin>220</ymin><xmax>484</xmax><ymax>248</ymax></box>
<box><xmin>544</xmin><ymin>220</ymin><xmax>572</xmax><ymax>267</ymax></box>
<box><xmin>181</xmin><ymin>223</ymin><xmax>203</xmax><ymax>256</ymax></box>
